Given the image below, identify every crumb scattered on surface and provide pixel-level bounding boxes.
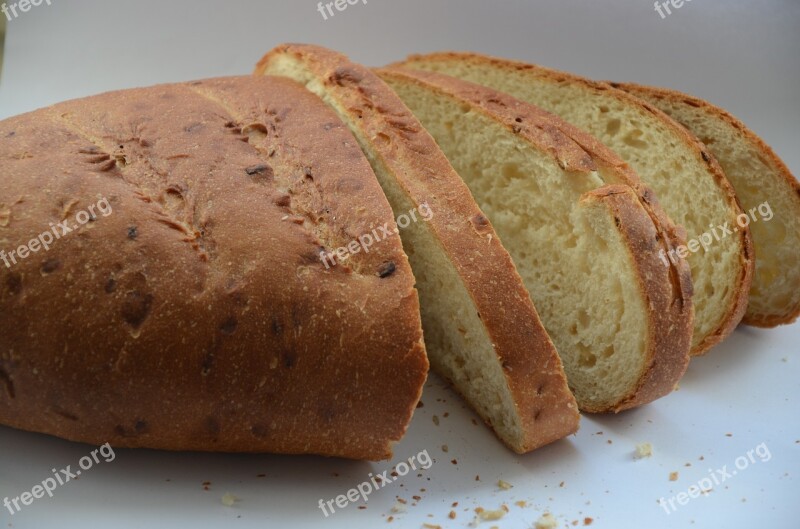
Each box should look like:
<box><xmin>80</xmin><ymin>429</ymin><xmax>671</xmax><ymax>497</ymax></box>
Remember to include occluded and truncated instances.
<box><xmin>515</xmin><ymin>500</ymin><xmax>527</xmax><ymax>508</ymax></box>
<box><xmin>725</xmin><ymin>433</ymin><xmax>733</xmax><ymax>437</ymax></box>
<box><xmin>535</xmin><ymin>513</ymin><xmax>558</xmax><ymax>529</ymax></box>
<box><xmin>497</xmin><ymin>479</ymin><xmax>513</xmax><ymax>490</ymax></box>
<box><xmin>221</xmin><ymin>493</ymin><xmax>239</xmax><ymax>507</ymax></box>
<box><xmin>432</xmin><ymin>415</ymin><xmax>440</xmax><ymax>426</ymax></box>
<box><xmin>584</xmin><ymin>517</ymin><xmax>593</xmax><ymax>526</ymax></box>
<box><xmin>476</xmin><ymin>506</ymin><xmax>507</xmax><ymax>522</ymax></box>
<box><xmin>670</xmin><ymin>472</ymin><xmax>679</xmax><ymax>481</ymax></box>
<box><xmin>441</xmin><ymin>444</ymin><xmax>449</xmax><ymax>453</ymax></box>
<box><xmin>390</xmin><ymin>502</ymin><xmax>406</xmax><ymax>514</ymax></box>
<box><xmin>449</xmin><ymin>510</ymin><xmax>456</xmax><ymax>519</ymax></box>
<box><xmin>635</xmin><ymin>443</ymin><xmax>653</xmax><ymax>459</ymax></box>
<box><xmin>475</xmin><ymin>475</ymin><xmax>480</xmax><ymax>481</ymax></box>
<box><xmin>202</xmin><ymin>481</ymin><xmax>211</xmax><ymax>491</ymax></box>
<box><xmin>422</xmin><ymin>524</ymin><xmax>441</xmax><ymax>529</ymax></box>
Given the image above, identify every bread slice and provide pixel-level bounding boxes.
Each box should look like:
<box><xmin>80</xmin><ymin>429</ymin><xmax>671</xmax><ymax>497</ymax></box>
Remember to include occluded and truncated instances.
<box><xmin>255</xmin><ymin>44</ymin><xmax>580</xmax><ymax>452</ymax></box>
<box><xmin>397</xmin><ymin>52</ymin><xmax>754</xmax><ymax>356</ymax></box>
<box><xmin>377</xmin><ymin>67</ymin><xmax>693</xmax><ymax>413</ymax></box>
<box><xmin>0</xmin><ymin>76</ymin><xmax>428</xmax><ymax>460</ymax></box>
<box><xmin>611</xmin><ymin>82</ymin><xmax>800</xmax><ymax>327</ymax></box>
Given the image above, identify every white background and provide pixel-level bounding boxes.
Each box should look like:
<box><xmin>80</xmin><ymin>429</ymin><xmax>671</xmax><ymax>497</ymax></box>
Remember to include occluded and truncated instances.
<box><xmin>0</xmin><ymin>1</ymin><xmax>798</xmax><ymax>528</ymax></box>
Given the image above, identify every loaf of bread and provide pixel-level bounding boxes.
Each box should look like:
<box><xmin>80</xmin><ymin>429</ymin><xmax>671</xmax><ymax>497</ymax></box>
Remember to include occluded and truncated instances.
<box><xmin>398</xmin><ymin>53</ymin><xmax>754</xmax><ymax>356</ymax></box>
<box><xmin>256</xmin><ymin>44</ymin><xmax>580</xmax><ymax>452</ymax></box>
<box><xmin>0</xmin><ymin>76</ymin><xmax>429</xmax><ymax>460</ymax></box>
<box><xmin>611</xmin><ymin>82</ymin><xmax>800</xmax><ymax>327</ymax></box>
<box><xmin>378</xmin><ymin>67</ymin><xmax>692</xmax><ymax>412</ymax></box>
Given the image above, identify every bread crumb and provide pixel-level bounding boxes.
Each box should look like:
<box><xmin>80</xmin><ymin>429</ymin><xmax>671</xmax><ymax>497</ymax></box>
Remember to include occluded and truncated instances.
<box><xmin>477</xmin><ymin>507</ymin><xmax>506</xmax><ymax>521</ymax></box>
<box><xmin>635</xmin><ymin>442</ymin><xmax>653</xmax><ymax>459</ymax></box>
<box><xmin>422</xmin><ymin>524</ymin><xmax>441</xmax><ymax>529</ymax></box>
<box><xmin>442</xmin><ymin>444</ymin><xmax>449</xmax><ymax>453</ymax></box>
<box><xmin>584</xmin><ymin>517</ymin><xmax>593</xmax><ymax>526</ymax></box>
<box><xmin>449</xmin><ymin>510</ymin><xmax>456</xmax><ymax>519</ymax></box>
<box><xmin>432</xmin><ymin>415</ymin><xmax>440</xmax><ymax>426</ymax></box>
<box><xmin>221</xmin><ymin>493</ymin><xmax>239</xmax><ymax>507</ymax></box>
<box><xmin>497</xmin><ymin>479</ymin><xmax>513</xmax><ymax>490</ymax></box>
<box><xmin>515</xmin><ymin>500</ymin><xmax>527</xmax><ymax>508</ymax></box>
<box><xmin>390</xmin><ymin>502</ymin><xmax>407</xmax><ymax>514</ymax></box>
<box><xmin>535</xmin><ymin>513</ymin><xmax>558</xmax><ymax>529</ymax></box>
<box><xmin>669</xmin><ymin>471</ymin><xmax>679</xmax><ymax>481</ymax></box>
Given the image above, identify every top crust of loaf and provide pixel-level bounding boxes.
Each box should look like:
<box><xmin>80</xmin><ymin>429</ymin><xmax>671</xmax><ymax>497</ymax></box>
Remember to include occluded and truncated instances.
<box><xmin>611</xmin><ymin>82</ymin><xmax>800</xmax><ymax>327</ymax></box>
<box><xmin>257</xmin><ymin>44</ymin><xmax>580</xmax><ymax>451</ymax></box>
<box><xmin>396</xmin><ymin>52</ymin><xmax>754</xmax><ymax>356</ymax></box>
<box><xmin>0</xmin><ymin>76</ymin><xmax>428</xmax><ymax>460</ymax></box>
<box><xmin>377</xmin><ymin>67</ymin><xmax>692</xmax><ymax>411</ymax></box>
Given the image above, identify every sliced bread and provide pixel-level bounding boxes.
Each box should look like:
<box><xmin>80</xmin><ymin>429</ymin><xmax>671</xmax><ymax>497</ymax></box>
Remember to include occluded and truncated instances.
<box><xmin>377</xmin><ymin>67</ymin><xmax>693</xmax><ymax>412</ymax></box>
<box><xmin>397</xmin><ymin>53</ymin><xmax>754</xmax><ymax>356</ymax></box>
<box><xmin>612</xmin><ymin>82</ymin><xmax>800</xmax><ymax>327</ymax></box>
<box><xmin>255</xmin><ymin>44</ymin><xmax>580</xmax><ymax>451</ymax></box>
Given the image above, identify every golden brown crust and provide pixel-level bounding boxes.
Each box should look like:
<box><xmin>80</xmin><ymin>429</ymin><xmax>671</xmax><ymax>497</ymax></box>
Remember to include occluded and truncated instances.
<box><xmin>376</xmin><ymin>67</ymin><xmax>693</xmax><ymax>412</ymax></box>
<box><xmin>256</xmin><ymin>44</ymin><xmax>579</xmax><ymax>452</ymax></box>
<box><xmin>394</xmin><ymin>52</ymin><xmax>754</xmax><ymax>356</ymax></box>
<box><xmin>0</xmin><ymin>76</ymin><xmax>428</xmax><ymax>460</ymax></box>
<box><xmin>612</xmin><ymin>82</ymin><xmax>800</xmax><ymax>328</ymax></box>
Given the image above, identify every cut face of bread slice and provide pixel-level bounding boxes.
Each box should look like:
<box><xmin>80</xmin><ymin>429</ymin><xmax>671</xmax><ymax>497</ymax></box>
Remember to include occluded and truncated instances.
<box><xmin>612</xmin><ymin>83</ymin><xmax>800</xmax><ymax>327</ymax></box>
<box><xmin>0</xmin><ymin>76</ymin><xmax>427</xmax><ymax>460</ymax></box>
<box><xmin>255</xmin><ymin>44</ymin><xmax>579</xmax><ymax>452</ymax></box>
<box><xmin>398</xmin><ymin>53</ymin><xmax>754</xmax><ymax>356</ymax></box>
<box><xmin>378</xmin><ymin>67</ymin><xmax>692</xmax><ymax>412</ymax></box>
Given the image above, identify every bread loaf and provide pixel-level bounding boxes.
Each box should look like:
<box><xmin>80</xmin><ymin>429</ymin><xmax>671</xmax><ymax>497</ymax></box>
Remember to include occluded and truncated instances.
<box><xmin>0</xmin><ymin>76</ymin><xmax>428</xmax><ymax>460</ymax></box>
<box><xmin>378</xmin><ymin>67</ymin><xmax>692</xmax><ymax>412</ymax></box>
<box><xmin>398</xmin><ymin>53</ymin><xmax>754</xmax><ymax>356</ymax></box>
<box><xmin>256</xmin><ymin>44</ymin><xmax>580</xmax><ymax>452</ymax></box>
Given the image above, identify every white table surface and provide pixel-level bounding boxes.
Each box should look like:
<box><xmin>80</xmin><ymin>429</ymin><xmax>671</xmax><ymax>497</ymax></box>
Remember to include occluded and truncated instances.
<box><xmin>0</xmin><ymin>1</ymin><xmax>798</xmax><ymax>528</ymax></box>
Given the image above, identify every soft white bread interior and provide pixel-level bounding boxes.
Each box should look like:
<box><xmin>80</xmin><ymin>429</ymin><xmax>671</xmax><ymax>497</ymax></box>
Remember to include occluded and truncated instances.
<box><xmin>398</xmin><ymin>53</ymin><xmax>753</xmax><ymax>356</ymax></box>
<box><xmin>378</xmin><ymin>67</ymin><xmax>692</xmax><ymax>412</ymax></box>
